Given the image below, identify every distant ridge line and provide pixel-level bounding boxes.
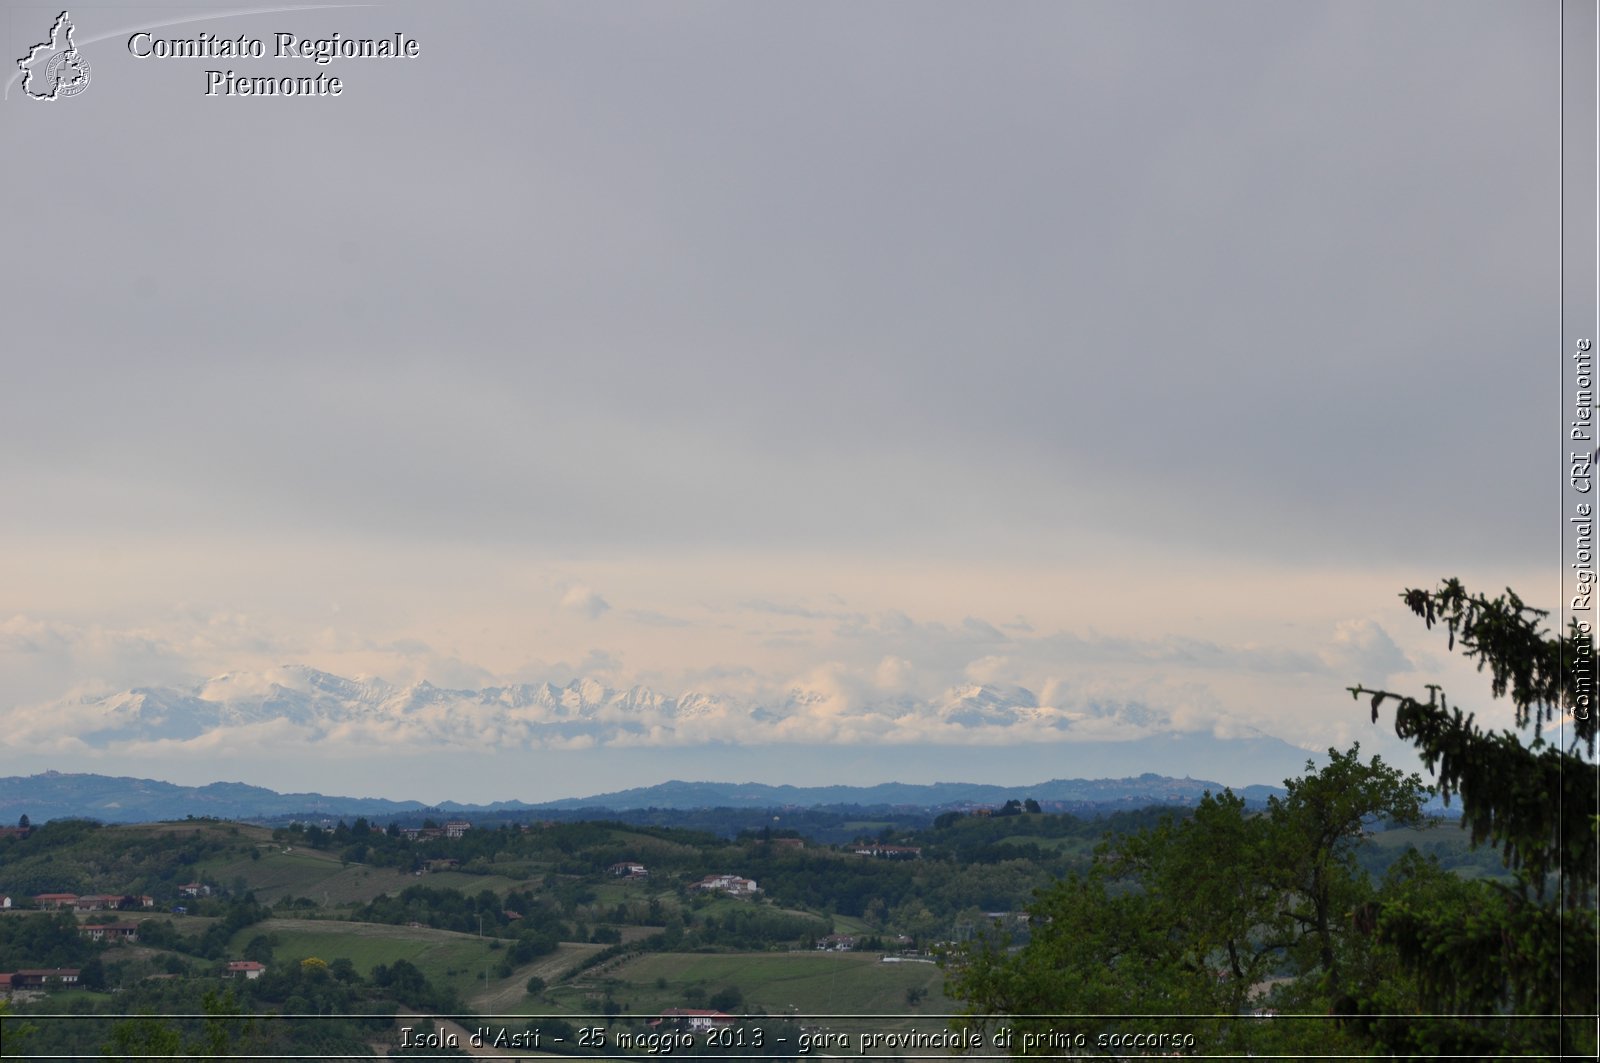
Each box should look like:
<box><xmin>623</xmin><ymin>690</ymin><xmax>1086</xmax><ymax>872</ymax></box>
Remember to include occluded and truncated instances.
<box><xmin>0</xmin><ymin>770</ymin><xmax>1291</xmax><ymax>824</ymax></box>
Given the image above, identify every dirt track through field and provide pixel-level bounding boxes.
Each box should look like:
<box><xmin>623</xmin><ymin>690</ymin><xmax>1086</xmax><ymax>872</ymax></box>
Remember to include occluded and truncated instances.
<box><xmin>261</xmin><ymin>917</ymin><xmax>605</xmax><ymax>1014</ymax></box>
<box><xmin>265</xmin><ymin>916</ymin><xmax>478</xmax><ymax>942</ymax></box>
<box><xmin>468</xmin><ymin>942</ymin><xmax>604</xmax><ymax>1012</ymax></box>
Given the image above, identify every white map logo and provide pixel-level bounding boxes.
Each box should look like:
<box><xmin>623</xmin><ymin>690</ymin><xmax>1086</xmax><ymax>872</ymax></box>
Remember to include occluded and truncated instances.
<box><xmin>17</xmin><ymin>11</ymin><xmax>92</xmax><ymax>101</ymax></box>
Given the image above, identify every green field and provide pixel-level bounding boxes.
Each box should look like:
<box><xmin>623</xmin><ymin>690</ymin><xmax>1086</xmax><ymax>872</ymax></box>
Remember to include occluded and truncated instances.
<box><xmin>121</xmin><ymin>822</ymin><xmax>274</xmax><ymax>841</ymax></box>
<box><xmin>199</xmin><ymin>847</ymin><xmax>420</xmax><ymax>906</ymax></box>
<box><xmin>196</xmin><ymin>847</ymin><xmax>541</xmax><ymax>908</ymax></box>
<box><xmin>600</xmin><ymin>829</ymin><xmax>707</xmax><ymax>859</ymax></box>
<box><xmin>825</xmin><ymin>914</ymin><xmax>877</xmax><ymax>935</ymax></box>
<box><xmin>540</xmin><ymin>950</ymin><xmax>950</xmax><ymax>1031</ymax></box>
<box><xmin>232</xmin><ymin>917</ymin><xmax>603</xmax><ymax>1008</ymax></box>
<box><xmin>992</xmin><ymin>834</ymin><xmax>1086</xmax><ymax>854</ymax></box>
<box><xmin>588</xmin><ymin>879</ymin><xmax>671</xmax><ymax>907</ymax></box>
<box><xmin>238</xmin><ymin>917</ymin><xmax>506</xmax><ymax>997</ymax></box>
<box><xmin>417</xmin><ymin>871</ymin><xmax>531</xmax><ymax>895</ymax></box>
<box><xmin>1355</xmin><ymin>821</ymin><xmax>1515</xmax><ymax>882</ymax></box>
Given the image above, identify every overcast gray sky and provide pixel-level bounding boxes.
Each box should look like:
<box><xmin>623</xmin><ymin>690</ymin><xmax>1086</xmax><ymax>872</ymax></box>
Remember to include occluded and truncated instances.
<box><xmin>0</xmin><ymin>1</ymin><xmax>1567</xmax><ymax>801</ymax></box>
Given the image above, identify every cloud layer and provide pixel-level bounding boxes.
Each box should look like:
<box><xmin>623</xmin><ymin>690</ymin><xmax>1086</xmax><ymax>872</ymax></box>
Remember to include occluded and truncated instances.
<box><xmin>0</xmin><ymin>665</ymin><xmax>1253</xmax><ymax>757</ymax></box>
<box><xmin>0</xmin><ymin>2</ymin><xmax>1561</xmax><ymax>797</ymax></box>
<box><xmin>0</xmin><ymin>600</ymin><xmax>1426</xmax><ymax>765</ymax></box>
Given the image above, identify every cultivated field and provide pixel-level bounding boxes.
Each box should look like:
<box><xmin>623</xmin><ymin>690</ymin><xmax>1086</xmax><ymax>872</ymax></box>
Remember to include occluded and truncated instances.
<box><xmin>234</xmin><ymin>917</ymin><xmax>604</xmax><ymax>1007</ymax></box>
<box><xmin>199</xmin><ymin>847</ymin><xmax>419</xmax><ymax>906</ymax></box>
<box><xmin>541</xmin><ymin>949</ymin><xmax>951</xmax><ymax>1033</ymax></box>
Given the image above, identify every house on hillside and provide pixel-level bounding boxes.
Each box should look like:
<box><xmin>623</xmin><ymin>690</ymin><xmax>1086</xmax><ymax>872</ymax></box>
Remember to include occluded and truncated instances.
<box><xmin>769</xmin><ymin>837</ymin><xmax>805</xmax><ymax>849</ymax></box>
<box><xmin>12</xmin><ymin>969</ymin><xmax>79</xmax><ymax>989</ymax></box>
<box><xmin>400</xmin><ymin>826</ymin><xmax>446</xmax><ymax>841</ymax></box>
<box><xmin>817</xmin><ymin>934</ymin><xmax>857</xmax><ymax>951</ymax></box>
<box><xmin>652</xmin><ymin>1009</ymin><xmax>736</xmax><ymax>1032</ymax></box>
<box><xmin>691</xmin><ymin>874</ymin><xmax>758</xmax><ymax>896</ymax></box>
<box><xmin>610</xmin><ymin>861</ymin><xmax>648</xmax><ymax>878</ymax></box>
<box><xmin>74</xmin><ymin>894</ymin><xmax>125</xmax><ymax>912</ymax></box>
<box><xmin>443</xmin><ymin>820</ymin><xmax>472</xmax><ymax>838</ymax></box>
<box><xmin>178</xmin><ymin>882</ymin><xmax>211</xmax><ymax>898</ymax></box>
<box><xmin>223</xmin><ymin>960</ymin><xmax>266</xmax><ymax>980</ymax></box>
<box><xmin>852</xmin><ymin>844</ymin><xmax>922</xmax><ymax>859</ymax></box>
<box><xmin>79</xmin><ymin>922</ymin><xmax>139</xmax><ymax>943</ymax></box>
<box><xmin>33</xmin><ymin>893</ymin><xmax>77</xmax><ymax>909</ymax></box>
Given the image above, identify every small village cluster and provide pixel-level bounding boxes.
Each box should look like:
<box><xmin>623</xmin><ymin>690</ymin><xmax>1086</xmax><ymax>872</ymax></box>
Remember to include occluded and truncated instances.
<box><xmin>0</xmin><ymin>884</ymin><xmax>239</xmax><ymax>997</ymax></box>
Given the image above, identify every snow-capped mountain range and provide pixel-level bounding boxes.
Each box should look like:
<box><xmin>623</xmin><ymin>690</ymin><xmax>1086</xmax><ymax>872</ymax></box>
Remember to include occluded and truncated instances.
<box><xmin>11</xmin><ymin>665</ymin><xmax>1170</xmax><ymax>752</ymax></box>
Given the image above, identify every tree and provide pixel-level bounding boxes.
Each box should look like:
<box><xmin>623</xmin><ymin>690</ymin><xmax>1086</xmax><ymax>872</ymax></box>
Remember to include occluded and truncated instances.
<box><xmin>708</xmin><ymin>985</ymin><xmax>744</xmax><ymax>1012</ymax></box>
<box><xmin>1348</xmin><ymin>579</ymin><xmax>1597</xmax><ymax>1056</ymax></box>
<box><xmin>946</xmin><ymin>751</ymin><xmax>1421</xmax><ymax>1055</ymax></box>
<box><xmin>78</xmin><ymin>956</ymin><xmax>106</xmax><ymax>991</ymax></box>
<box><xmin>195</xmin><ymin>988</ymin><xmax>253</xmax><ymax>1060</ymax></box>
<box><xmin>17</xmin><ymin>815</ymin><xmax>28</xmax><ymax>830</ymax></box>
<box><xmin>236</xmin><ymin>934</ymin><xmax>272</xmax><ymax>970</ymax></box>
<box><xmin>101</xmin><ymin>1017</ymin><xmax>182</xmax><ymax>1061</ymax></box>
<box><xmin>0</xmin><ymin>998</ymin><xmax>39</xmax><ymax>1057</ymax></box>
<box><xmin>1266</xmin><ymin>745</ymin><xmax>1426</xmax><ymax>996</ymax></box>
